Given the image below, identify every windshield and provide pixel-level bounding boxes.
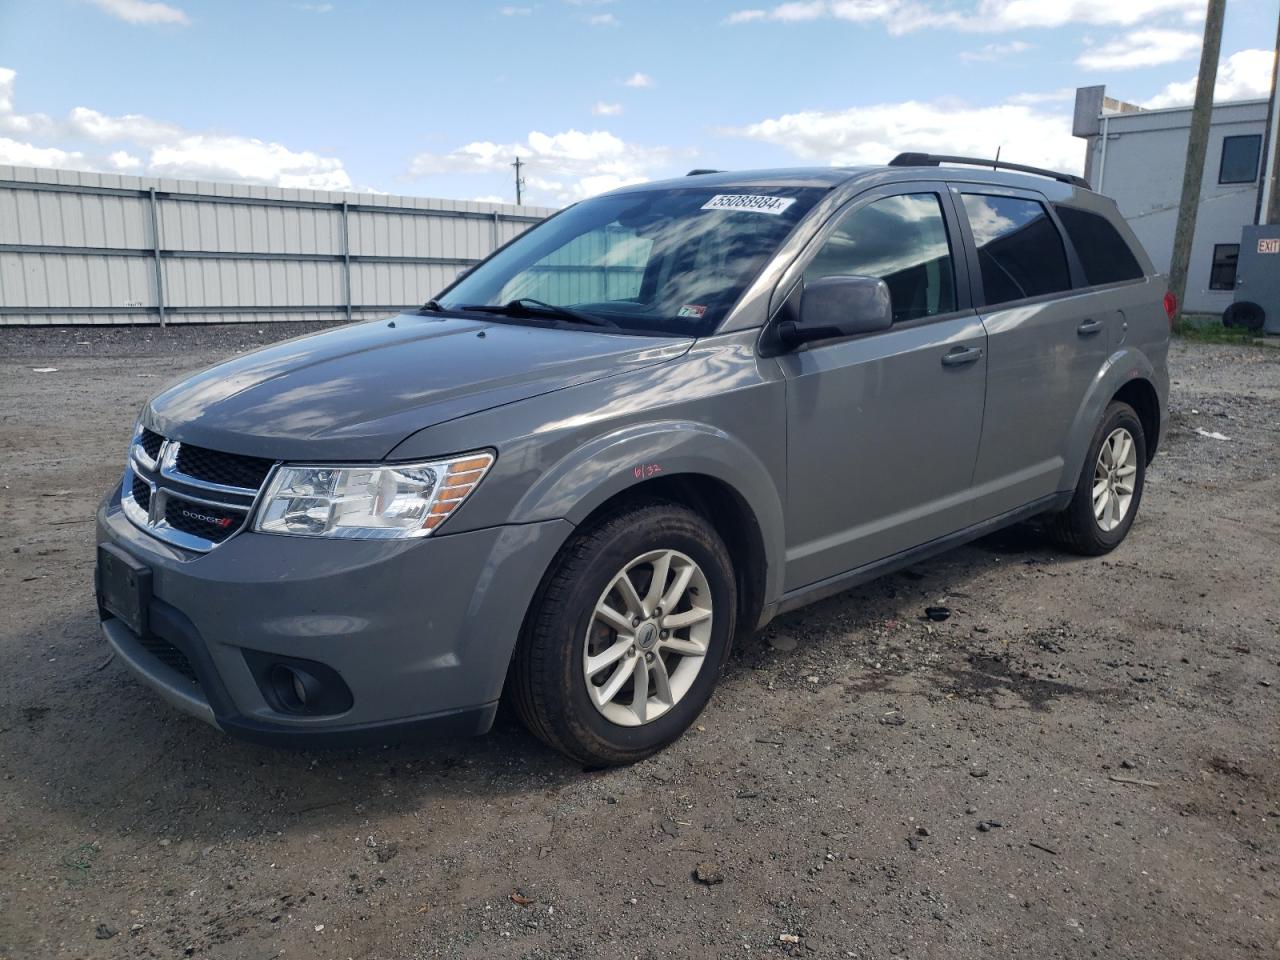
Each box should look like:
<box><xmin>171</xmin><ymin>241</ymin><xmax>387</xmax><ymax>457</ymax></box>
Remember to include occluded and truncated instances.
<box><xmin>436</xmin><ymin>185</ymin><xmax>827</xmax><ymax>336</ymax></box>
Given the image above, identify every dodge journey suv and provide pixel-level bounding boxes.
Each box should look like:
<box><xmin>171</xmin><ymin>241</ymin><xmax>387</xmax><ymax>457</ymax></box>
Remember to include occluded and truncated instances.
<box><xmin>96</xmin><ymin>154</ymin><xmax>1170</xmax><ymax>766</ymax></box>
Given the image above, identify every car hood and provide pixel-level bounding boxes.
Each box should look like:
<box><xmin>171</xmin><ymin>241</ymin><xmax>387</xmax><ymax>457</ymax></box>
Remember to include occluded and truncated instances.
<box><xmin>146</xmin><ymin>313</ymin><xmax>693</xmax><ymax>461</ymax></box>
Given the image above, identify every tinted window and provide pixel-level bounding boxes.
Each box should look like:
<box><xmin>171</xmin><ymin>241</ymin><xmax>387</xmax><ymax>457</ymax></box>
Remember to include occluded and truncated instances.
<box><xmin>1209</xmin><ymin>243</ymin><xmax>1239</xmax><ymax>290</ymax></box>
<box><xmin>1054</xmin><ymin>205</ymin><xmax>1144</xmax><ymax>285</ymax></box>
<box><xmin>961</xmin><ymin>194</ymin><xmax>1071</xmax><ymax>306</ymax></box>
<box><xmin>1219</xmin><ymin>135</ymin><xmax>1261</xmax><ymax>184</ymax></box>
<box><xmin>805</xmin><ymin>193</ymin><xmax>956</xmax><ymax>323</ymax></box>
<box><xmin>439</xmin><ymin>186</ymin><xmax>826</xmax><ymax>336</ymax></box>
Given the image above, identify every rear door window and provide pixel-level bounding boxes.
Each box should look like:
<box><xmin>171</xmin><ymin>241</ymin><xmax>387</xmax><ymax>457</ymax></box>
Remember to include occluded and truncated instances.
<box><xmin>960</xmin><ymin>194</ymin><xmax>1071</xmax><ymax>306</ymax></box>
<box><xmin>1053</xmin><ymin>205</ymin><xmax>1144</xmax><ymax>286</ymax></box>
<box><xmin>805</xmin><ymin>192</ymin><xmax>957</xmax><ymax>323</ymax></box>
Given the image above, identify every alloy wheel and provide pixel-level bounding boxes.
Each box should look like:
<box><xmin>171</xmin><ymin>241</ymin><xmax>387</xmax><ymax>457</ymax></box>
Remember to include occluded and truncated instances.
<box><xmin>1093</xmin><ymin>427</ymin><xmax>1138</xmax><ymax>532</ymax></box>
<box><xmin>582</xmin><ymin>549</ymin><xmax>713</xmax><ymax>726</ymax></box>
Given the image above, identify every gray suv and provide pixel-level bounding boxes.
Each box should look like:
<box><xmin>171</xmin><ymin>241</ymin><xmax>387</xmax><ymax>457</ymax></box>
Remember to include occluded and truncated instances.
<box><xmin>96</xmin><ymin>154</ymin><xmax>1171</xmax><ymax>765</ymax></box>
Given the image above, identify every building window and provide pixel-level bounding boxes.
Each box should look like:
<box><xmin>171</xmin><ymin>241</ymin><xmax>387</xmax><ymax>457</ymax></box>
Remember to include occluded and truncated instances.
<box><xmin>1209</xmin><ymin>244</ymin><xmax>1239</xmax><ymax>290</ymax></box>
<box><xmin>1219</xmin><ymin>135</ymin><xmax>1262</xmax><ymax>184</ymax></box>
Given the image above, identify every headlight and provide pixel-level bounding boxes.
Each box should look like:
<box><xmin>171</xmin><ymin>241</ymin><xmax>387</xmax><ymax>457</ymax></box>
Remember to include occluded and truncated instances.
<box><xmin>253</xmin><ymin>452</ymin><xmax>494</xmax><ymax>539</ymax></box>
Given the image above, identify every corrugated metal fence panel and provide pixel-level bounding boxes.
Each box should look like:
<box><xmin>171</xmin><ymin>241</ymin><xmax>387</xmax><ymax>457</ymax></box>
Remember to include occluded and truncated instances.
<box><xmin>0</xmin><ymin>164</ymin><xmax>555</xmax><ymax>325</ymax></box>
<box><xmin>159</xmin><ymin>199</ymin><xmax>345</xmax><ymax>255</ymax></box>
<box><xmin>520</xmin><ymin>225</ymin><xmax>648</xmax><ymax>304</ymax></box>
<box><xmin>0</xmin><ymin>251</ymin><xmax>155</xmax><ymax>307</ymax></box>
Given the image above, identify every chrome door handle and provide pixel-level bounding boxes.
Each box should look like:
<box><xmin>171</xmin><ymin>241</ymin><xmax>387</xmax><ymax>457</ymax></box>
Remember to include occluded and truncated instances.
<box><xmin>941</xmin><ymin>345</ymin><xmax>983</xmax><ymax>367</ymax></box>
<box><xmin>1077</xmin><ymin>319</ymin><xmax>1104</xmax><ymax>336</ymax></box>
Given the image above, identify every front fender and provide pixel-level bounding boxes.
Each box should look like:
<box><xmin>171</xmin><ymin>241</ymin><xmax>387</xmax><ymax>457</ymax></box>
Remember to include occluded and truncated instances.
<box><xmin>1062</xmin><ymin>346</ymin><xmax>1156</xmax><ymax>485</ymax></box>
<box><xmin>512</xmin><ymin>420</ymin><xmax>788</xmax><ymax>605</ymax></box>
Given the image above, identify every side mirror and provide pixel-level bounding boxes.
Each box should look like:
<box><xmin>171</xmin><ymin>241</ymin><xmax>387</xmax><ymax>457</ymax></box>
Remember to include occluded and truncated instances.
<box><xmin>777</xmin><ymin>275</ymin><xmax>892</xmax><ymax>347</ymax></box>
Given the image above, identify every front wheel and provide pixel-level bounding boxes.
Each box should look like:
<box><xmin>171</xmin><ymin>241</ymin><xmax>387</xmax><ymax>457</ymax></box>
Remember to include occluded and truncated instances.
<box><xmin>1045</xmin><ymin>400</ymin><xmax>1147</xmax><ymax>555</ymax></box>
<box><xmin>509</xmin><ymin>502</ymin><xmax>736</xmax><ymax>767</ymax></box>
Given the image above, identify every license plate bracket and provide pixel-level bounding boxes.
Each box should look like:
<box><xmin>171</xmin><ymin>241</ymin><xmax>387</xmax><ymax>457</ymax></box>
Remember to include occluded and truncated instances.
<box><xmin>97</xmin><ymin>543</ymin><xmax>152</xmax><ymax>636</ymax></box>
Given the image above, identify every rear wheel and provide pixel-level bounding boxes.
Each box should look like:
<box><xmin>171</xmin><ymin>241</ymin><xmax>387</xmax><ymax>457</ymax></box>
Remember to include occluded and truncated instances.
<box><xmin>510</xmin><ymin>502</ymin><xmax>736</xmax><ymax>767</ymax></box>
<box><xmin>1045</xmin><ymin>401</ymin><xmax>1146</xmax><ymax>555</ymax></box>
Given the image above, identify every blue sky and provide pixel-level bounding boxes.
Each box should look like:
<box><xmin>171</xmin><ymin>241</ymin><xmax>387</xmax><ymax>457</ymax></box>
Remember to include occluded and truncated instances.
<box><xmin>0</xmin><ymin>0</ymin><xmax>1276</xmax><ymax>206</ymax></box>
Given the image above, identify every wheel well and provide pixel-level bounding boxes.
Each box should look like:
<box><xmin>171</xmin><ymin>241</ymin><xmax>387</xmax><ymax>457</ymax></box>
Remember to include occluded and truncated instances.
<box><xmin>1112</xmin><ymin>379</ymin><xmax>1161</xmax><ymax>462</ymax></box>
<box><xmin>576</xmin><ymin>474</ymin><xmax>768</xmax><ymax>639</ymax></box>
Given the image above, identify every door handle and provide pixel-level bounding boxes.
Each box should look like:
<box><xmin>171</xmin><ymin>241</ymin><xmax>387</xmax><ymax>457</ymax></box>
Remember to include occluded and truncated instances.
<box><xmin>941</xmin><ymin>345</ymin><xmax>983</xmax><ymax>367</ymax></box>
<box><xmin>1077</xmin><ymin>319</ymin><xmax>1104</xmax><ymax>336</ymax></box>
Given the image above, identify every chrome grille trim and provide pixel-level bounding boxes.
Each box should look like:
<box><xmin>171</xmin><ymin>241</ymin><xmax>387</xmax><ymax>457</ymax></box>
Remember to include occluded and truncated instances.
<box><xmin>121</xmin><ymin>433</ymin><xmax>274</xmax><ymax>553</ymax></box>
<box><xmin>160</xmin><ymin>441</ymin><xmax>262</xmax><ymax>497</ymax></box>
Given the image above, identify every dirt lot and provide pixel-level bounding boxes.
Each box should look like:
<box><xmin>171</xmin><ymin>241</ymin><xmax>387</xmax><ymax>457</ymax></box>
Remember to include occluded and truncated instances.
<box><xmin>1</xmin><ymin>325</ymin><xmax>1277</xmax><ymax>960</ymax></box>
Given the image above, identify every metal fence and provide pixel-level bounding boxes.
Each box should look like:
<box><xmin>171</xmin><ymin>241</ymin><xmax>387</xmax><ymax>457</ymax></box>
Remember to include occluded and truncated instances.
<box><xmin>0</xmin><ymin>165</ymin><xmax>556</xmax><ymax>326</ymax></box>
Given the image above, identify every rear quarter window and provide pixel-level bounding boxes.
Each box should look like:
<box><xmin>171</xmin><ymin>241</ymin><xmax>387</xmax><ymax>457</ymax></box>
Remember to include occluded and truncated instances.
<box><xmin>1053</xmin><ymin>205</ymin><xmax>1145</xmax><ymax>286</ymax></box>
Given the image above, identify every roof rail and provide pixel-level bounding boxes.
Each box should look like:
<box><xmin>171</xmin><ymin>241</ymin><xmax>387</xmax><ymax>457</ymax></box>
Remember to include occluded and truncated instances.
<box><xmin>888</xmin><ymin>152</ymin><xmax>1090</xmax><ymax>189</ymax></box>
<box><xmin>686</xmin><ymin>168</ymin><xmax>723</xmax><ymax>176</ymax></box>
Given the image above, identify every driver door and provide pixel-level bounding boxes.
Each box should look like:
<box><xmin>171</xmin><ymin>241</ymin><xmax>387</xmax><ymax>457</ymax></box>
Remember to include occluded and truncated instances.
<box><xmin>777</xmin><ymin>185</ymin><xmax>988</xmax><ymax>593</ymax></box>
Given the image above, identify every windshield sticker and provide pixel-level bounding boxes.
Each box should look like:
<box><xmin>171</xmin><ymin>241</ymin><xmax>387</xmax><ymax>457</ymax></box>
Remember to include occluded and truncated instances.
<box><xmin>677</xmin><ymin>304</ymin><xmax>707</xmax><ymax>319</ymax></box>
<box><xmin>701</xmin><ymin>194</ymin><xmax>796</xmax><ymax>215</ymax></box>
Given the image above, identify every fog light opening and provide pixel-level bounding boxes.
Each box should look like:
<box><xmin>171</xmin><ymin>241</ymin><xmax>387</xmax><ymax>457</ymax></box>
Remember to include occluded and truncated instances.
<box><xmin>271</xmin><ymin>664</ymin><xmax>321</xmax><ymax>713</ymax></box>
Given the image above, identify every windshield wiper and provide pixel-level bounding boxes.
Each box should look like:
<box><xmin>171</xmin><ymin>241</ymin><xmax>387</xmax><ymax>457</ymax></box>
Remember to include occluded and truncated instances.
<box><xmin>457</xmin><ymin>298</ymin><xmax>616</xmax><ymax>328</ymax></box>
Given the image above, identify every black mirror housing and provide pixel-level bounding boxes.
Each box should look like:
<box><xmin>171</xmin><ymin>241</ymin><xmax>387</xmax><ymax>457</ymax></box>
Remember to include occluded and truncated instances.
<box><xmin>777</xmin><ymin>275</ymin><xmax>892</xmax><ymax>347</ymax></box>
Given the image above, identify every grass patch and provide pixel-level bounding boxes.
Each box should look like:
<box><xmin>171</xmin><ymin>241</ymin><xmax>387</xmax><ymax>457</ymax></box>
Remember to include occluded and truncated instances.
<box><xmin>1172</xmin><ymin>315</ymin><xmax>1262</xmax><ymax>344</ymax></box>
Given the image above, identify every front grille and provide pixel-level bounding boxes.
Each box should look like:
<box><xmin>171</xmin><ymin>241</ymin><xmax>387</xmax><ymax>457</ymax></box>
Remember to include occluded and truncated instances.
<box><xmin>138</xmin><ymin>427</ymin><xmax>164</xmax><ymax>462</ymax></box>
<box><xmin>126</xmin><ymin>430</ymin><xmax>272</xmax><ymax>552</ymax></box>
<box><xmin>131</xmin><ymin>476</ymin><xmax>151</xmax><ymax>512</ymax></box>
<box><xmin>139</xmin><ymin>635</ymin><xmax>200</xmax><ymax>686</ymax></box>
<box><xmin>163</xmin><ymin>497</ymin><xmax>240</xmax><ymax>544</ymax></box>
<box><xmin>175</xmin><ymin>443</ymin><xmax>275</xmax><ymax>490</ymax></box>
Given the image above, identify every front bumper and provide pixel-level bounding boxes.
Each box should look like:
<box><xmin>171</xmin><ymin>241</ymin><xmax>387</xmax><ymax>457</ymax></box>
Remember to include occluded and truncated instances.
<box><xmin>95</xmin><ymin>486</ymin><xmax>571</xmax><ymax>746</ymax></box>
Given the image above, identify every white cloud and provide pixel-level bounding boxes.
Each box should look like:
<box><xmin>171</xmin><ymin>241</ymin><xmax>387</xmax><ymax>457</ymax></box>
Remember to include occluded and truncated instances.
<box><xmin>1006</xmin><ymin>88</ymin><xmax>1075</xmax><ymax>105</ymax></box>
<box><xmin>0</xmin><ymin>65</ymin><xmax>353</xmax><ymax>190</ymax></box>
<box><xmin>592</xmin><ymin>101</ymin><xmax>623</xmax><ymax>116</ymax></box>
<box><xmin>1143</xmin><ymin>48</ymin><xmax>1277</xmax><ymax>108</ymax></box>
<box><xmin>499</xmin><ymin>5</ymin><xmax>534</xmax><ymax>14</ymax></box>
<box><xmin>1076</xmin><ymin>29</ymin><xmax>1201</xmax><ymax>71</ymax></box>
<box><xmin>67</xmin><ymin>106</ymin><xmax>182</xmax><ymax>144</ymax></box>
<box><xmin>724</xmin><ymin>98</ymin><xmax>1083</xmax><ymax>174</ymax></box>
<box><xmin>586</xmin><ymin>12</ymin><xmax>618</xmax><ymax>25</ymax></box>
<box><xmin>150</xmin><ymin>136</ymin><xmax>351</xmax><ymax>190</ymax></box>
<box><xmin>296</xmin><ymin>2</ymin><xmax>335</xmax><ymax>12</ymax></box>
<box><xmin>622</xmin><ymin>72</ymin><xmax>654</xmax><ymax>87</ymax></box>
<box><xmin>408</xmin><ymin>128</ymin><xmax>674</xmax><ymax>204</ymax></box>
<box><xmin>107</xmin><ymin>149</ymin><xmax>142</xmax><ymax>170</ymax></box>
<box><xmin>0</xmin><ymin>136</ymin><xmax>85</xmax><ymax>169</ymax></box>
<box><xmin>83</xmin><ymin>0</ymin><xmax>189</xmax><ymax>25</ymax></box>
<box><xmin>724</xmin><ymin>0</ymin><xmax>1204</xmax><ymax>34</ymax></box>
<box><xmin>959</xmin><ymin>40</ymin><xmax>1031</xmax><ymax>63</ymax></box>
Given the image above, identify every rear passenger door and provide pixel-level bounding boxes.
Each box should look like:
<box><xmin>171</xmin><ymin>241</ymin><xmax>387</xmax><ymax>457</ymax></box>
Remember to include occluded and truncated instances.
<box><xmin>953</xmin><ymin>187</ymin><xmax>1110</xmax><ymax>520</ymax></box>
<box><xmin>777</xmin><ymin>185</ymin><xmax>988</xmax><ymax>592</ymax></box>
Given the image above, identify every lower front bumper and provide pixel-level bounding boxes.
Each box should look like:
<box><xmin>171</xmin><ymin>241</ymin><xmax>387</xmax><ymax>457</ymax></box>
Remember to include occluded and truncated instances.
<box><xmin>96</xmin><ymin>488</ymin><xmax>572</xmax><ymax>746</ymax></box>
<box><xmin>100</xmin><ymin>613</ymin><xmax>499</xmax><ymax>747</ymax></box>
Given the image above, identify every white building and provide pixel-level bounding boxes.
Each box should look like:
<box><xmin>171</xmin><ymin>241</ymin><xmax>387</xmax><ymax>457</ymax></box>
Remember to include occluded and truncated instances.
<box><xmin>1073</xmin><ymin>85</ymin><xmax>1270</xmax><ymax>315</ymax></box>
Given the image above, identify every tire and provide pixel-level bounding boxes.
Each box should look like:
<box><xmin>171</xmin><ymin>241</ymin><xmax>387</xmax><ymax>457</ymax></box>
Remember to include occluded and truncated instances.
<box><xmin>1045</xmin><ymin>401</ymin><xmax>1147</xmax><ymax>556</ymax></box>
<box><xmin>510</xmin><ymin>502</ymin><xmax>736</xmax><ymax>767</ymax></box>
<box><xmin>1223</xmin><ymin>301</ymin><xmax>1265</xmax><ymax>331</ymax></box>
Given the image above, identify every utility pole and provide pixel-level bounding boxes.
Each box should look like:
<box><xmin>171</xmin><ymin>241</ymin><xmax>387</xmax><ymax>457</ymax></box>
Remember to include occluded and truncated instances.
<box><xmin>512</xmin><ymin>155</ymin><xmax>525</xmax><ymax>206</ymax></box>
<box><xmin>1168</xmin><ymin>0</ymin><xmax>1227</xmax><ymax>318</ymax></box>
<box><xmin>1257</xmin><ymin>8</ymin><xmax>1280</xmax><ymax>225</ymax></box>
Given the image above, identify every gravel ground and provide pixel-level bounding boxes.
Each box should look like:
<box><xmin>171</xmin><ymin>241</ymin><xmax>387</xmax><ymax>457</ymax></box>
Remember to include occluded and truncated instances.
<box><xmin>0</xmin><ymin>324</ymin><xmax>1277</xmax><ymax>960</ymax></box>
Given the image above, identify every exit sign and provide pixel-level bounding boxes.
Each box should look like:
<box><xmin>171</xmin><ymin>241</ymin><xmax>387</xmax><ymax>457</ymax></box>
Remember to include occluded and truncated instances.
<box><xmin>1260</xmin><ymin>238</ymin><xmax>1280</xmax><ymax>254</ymax></box>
